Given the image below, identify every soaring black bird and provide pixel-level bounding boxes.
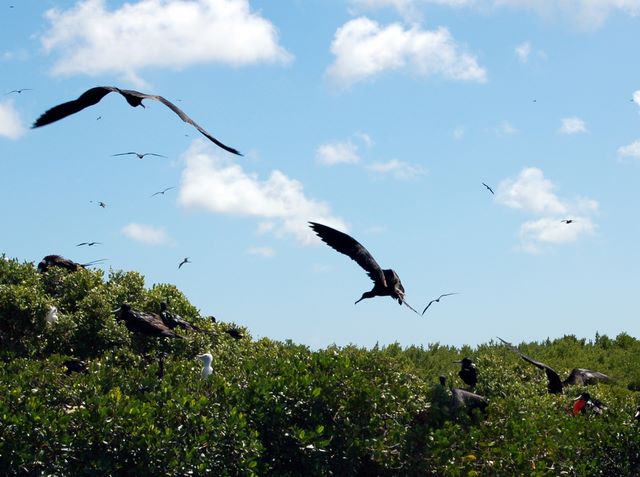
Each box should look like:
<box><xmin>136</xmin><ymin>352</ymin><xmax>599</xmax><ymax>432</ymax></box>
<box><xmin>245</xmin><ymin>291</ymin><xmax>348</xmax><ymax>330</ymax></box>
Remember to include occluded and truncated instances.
<box><xmin>76</xmin><ymin>241</ymin><xmax>101</xmax><ymax>247</ymax></box>
<box><xmin>309</xmin><ymin>221</ymin><xmax>419</xmax><ymax>314</ymax></box>
<box><xmin>37</xmin><ymin>255</ymin><xmax>106</xmax><ymax>273</ymax></box>
<box><xmin>32</xmin><ymin>86</ymin><xmax>242</xmax><ymax>156</ymax></box>
<box><xmin>439</xmin><ymin>376</ymin><xmax>488</xmax><ymax>414</ymax></box>
<box><xmin>63</xmin><ymin>358</ymin><xmax>88</xmax><ymax>375</ymax></box>
<box><xmin>561</xmin><ymin>219</ymin><xmax>574</xmax><ymax>224</ymax></box>
<box><xmin>90</xmin><ymin>200</ymin><xmax>107</xmax><ymax>208</ymax></box>
<box><xmin>498</xmin><ymin>337</ymin><xmax>611</xmax><ymax>394</ymax></box>
<box><xmin>422</xmin><ymin>293</ymin><xmax>458</xmax><ymax>315</ymax></box>
<box><xmin>482</xmin><ymin>182</ymin><xmax>494</xmax><ymax>195</ymax></box>
<box><xmin>159</xmin><ymin>301</ymin><xmax>199</xmax><ymax>331</ymax></box>
<box><xmin>151</xmin><ymin>187</ymin><xmax>176</xmax><ymax>197</ymax></box>
<box><xmin>114</xmin><ymin>304</ymin><xmax>182</xmax><ymax>339</ymax></box>
<box><xmin>112</xmin><ymin>152</ymin><xmax>166</xmax><ymax>159</ymax></box>
<box><xmin>178</xmin><ymin>257</ymin><xmax>191</xmax><ymax>269</ymax></box>
<box><xmin>573</xmin><ymin>392</ymin><xmax>606</xmax><ymax>416</ymax></box>
<box><xmin>453</xmin><ymin>357</ymin><xmax>477</xmax><ymax>388</ymax></box>
<box><xmin>6</xmin><ymin>88</ymin><xmax>32</xmax><ymax>94</ymax></box>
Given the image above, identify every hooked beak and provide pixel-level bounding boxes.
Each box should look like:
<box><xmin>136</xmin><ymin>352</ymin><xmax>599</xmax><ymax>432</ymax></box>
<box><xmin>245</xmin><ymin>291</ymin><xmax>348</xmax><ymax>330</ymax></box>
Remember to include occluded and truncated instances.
<box><xmin>111</xmin><ymin>307</ymin><xmax>121</xmax><ymax>313</ymax></box>
<box><xmin>354</xmin><ymin>297</ymin><xmax>364</xmax><ymax>305</ymax></box>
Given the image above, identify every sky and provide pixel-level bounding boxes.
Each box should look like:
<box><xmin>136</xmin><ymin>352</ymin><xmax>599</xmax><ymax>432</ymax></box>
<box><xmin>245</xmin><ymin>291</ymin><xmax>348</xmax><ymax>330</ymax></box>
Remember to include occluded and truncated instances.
<box><xmin>1</xmin><ymin>0</ymin><xmax>639</xmax><ymax>349</ymax></box>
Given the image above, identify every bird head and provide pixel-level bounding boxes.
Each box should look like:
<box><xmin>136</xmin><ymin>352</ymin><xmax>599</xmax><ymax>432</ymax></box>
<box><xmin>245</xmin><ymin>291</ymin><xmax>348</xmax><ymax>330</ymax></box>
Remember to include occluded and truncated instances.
<box><xmin>112</xmin><ymin>303</ymin><xmax>130</xmax><ymax>319</ymax></box>
<box><xmin>196</xmin><ymin>353</ymin><xmax>213</xmax><ymax>365</ymax></box>
<box><xmin>355</xmin><ymin>291</ymin><xmax>375</xmax><ymax>305</ymax></box>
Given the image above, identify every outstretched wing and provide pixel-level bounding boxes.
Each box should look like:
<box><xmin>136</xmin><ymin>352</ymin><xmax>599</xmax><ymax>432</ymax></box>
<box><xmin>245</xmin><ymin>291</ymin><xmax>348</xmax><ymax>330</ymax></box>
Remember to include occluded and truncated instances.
<box><xmin>309</xmin><ymin>222</ymin><xmax>386</xmax><ymax>288</ymax></box>
<box><xmin>565</xmin><ymin>368</ymin><xmax>611</xmax><ymax>386</ymax></box>
<box><xmin>421</xmin><ymin>300</ymin><xmax>436</xmax><ymax>315</ymax></box>
<box><xmin>33</xmin><ymin>86</ymin><xmax>118</xmax><ymax>127</ymax></box>
<box><xmin>498</xmin><ymin>337</ymin><xmax>562</xmax><ymax>388</ymax></box>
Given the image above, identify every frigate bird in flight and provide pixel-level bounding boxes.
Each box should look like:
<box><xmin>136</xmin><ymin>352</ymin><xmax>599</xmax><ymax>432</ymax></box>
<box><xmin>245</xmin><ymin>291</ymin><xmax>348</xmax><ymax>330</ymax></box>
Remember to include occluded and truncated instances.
<box><xmin>422</xmin><ymin>293</ymin><xmax>458</xmax><ymax>315</ymax></box>
<box><xmin>32</xmin><ymin>86</ymin><xmax>242</xmax><ymax>156</ymax></box>
<box><xmin>482</xmin><ymin>182</ymin><xmax>494</xmax><ymax>195</ymax></box>
<box><xmin>90</xmin><ymin>200</ymin><xmax>107</xmax><ymax>208</ymax></box>
<box><xmin>178</xmin><ymin>257</ymin><xmax>191</xmax><ymax>269</ymax></box>
<box><xmin>561</xmin><ymin>219</ymin><xmax>574</xmax><ymax>224</ymax></box>
<box><xmin>309</xmin><ymin>221</ymin><xmax>420</xmax><ymax>315</ymax></box>
<box><xmin>498</xmin><ymin>337</ymin><xmax>611</xmax><ymax>394</ymax></box>
<box><xmin>76</xmin><ymin>242</ymin><xmax>101</xmax><ymax>247</ymax></box>
<box><xmin>151</xmin><ymin>187</ymin><xmax>176</xmax><ymax>197</ymax></box>
<box><xmin>112</xmin><ymin>152</ymin><xmax>167</xmax><ymax>159</ymax></box>
<box><xmin>6</xmin><ymin>88</ymin><xmax>32</xmax><ymax>94</ymax></box>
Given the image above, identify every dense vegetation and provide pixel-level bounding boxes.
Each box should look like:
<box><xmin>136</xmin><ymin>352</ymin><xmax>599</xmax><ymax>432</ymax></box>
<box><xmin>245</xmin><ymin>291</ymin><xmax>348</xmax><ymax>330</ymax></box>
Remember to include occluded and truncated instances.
<box><xmin>1</xmin><ymin>254</ymin><xmax>639</xmax><ymax>476</ymax></box>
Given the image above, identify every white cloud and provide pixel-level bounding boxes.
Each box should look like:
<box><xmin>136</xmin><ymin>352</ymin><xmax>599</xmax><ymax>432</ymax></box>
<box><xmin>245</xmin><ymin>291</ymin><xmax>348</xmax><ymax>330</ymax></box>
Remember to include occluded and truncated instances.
<box><xmin>452</xmin><ymin>126</ymin><xmax>465</xmax><ymax>139</ymax></box>
<box><xmin>496</xmin><ymin>167</ymin><xmax>598</xmax><ymax>252</ymax></box>
<box><xmin>367</xmin><ymin>159</ymin><xmax>426</xmax><ymax>180</ymax></box>
<box><xmin>633</xmin><ymin>90</ymin><xmax>640</xmax><ymax>106</ymax></box>
<box><xmin>327</xmin><ymin>17</ymin><xmax>486</xmax><ymax>88</ymax></box>
<box><xmin>559</xmin><ymin>117</ymin><xmax>587</xmax><ymax>135</ymax></box>
<box><xmin>122</xmin><ymin>223</ymin><xmax>171</xmax><ymax>245</ymax></box>
<box><xmin>617</xmin><ymin>140</ymin><xmax>640</xmax><ymax>159</ymax></box>
<box><xmin>178</xmin><ymin>141</ymin><xmax>347</xmax><ymax>245</ymax></box>
<box><xmin>515</xmin><ymin>42</ymin><xmax>531</xmax><ymax>62</ymax></box>
<box><xmin>316</xmin><ymin>141</ymin><xmax>361</xmax><ymax>165</ymax></box>
<box><xmin>41</xmin><ymin>0</ymin><xmax>292</xmax><ymax>84</ymax></box>
<box><xmin>494</xmin><ymin>121</ymin><xmax>518</xmax><ymax>135</ymax></box>
<box><xmin>0</xmin><ymin>101</ymin><xmax>26</xmax><ymax>139</ymax></box>
<box><xmin>246</xmin><ymin>246</ymin><xmax>275</xmax><ymax>258</ymax></box>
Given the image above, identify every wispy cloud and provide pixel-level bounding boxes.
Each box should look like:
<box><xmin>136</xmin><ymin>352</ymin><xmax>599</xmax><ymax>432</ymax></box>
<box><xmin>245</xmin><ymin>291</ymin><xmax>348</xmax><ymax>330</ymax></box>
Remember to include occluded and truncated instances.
<box><xmin>178</xmin><ymin>141</ymin><xmax>347</xmax><ymax>245</ymax></box>
<box><xmin>515</xmin><ymin>42</ymin><xmax>531</xmax><ymax>62</ymax></box>
<box><xmin>633</xmin><ymin>90</ymin><xmax>640</xmax><ymax>106</ymax></box>
<box><xmin>0</xmin><ymin>100</ymin><xmax>26</xmax><ymax>139</ymax></box>
<box><xmin>559</xmin><ymin>117</ymin><xmax>587</xmax><ymax>135</ymax></box>
<box><xmin>493</xmin><ymin>121</ymin><xmax>518</xmax><ymax>136</ymax></box>
<box><xmin>41</xmin><ymin>0</ymin><xmax>292</xmax><ymax>85</ymax></box>
<box><xmin>452</xmin><ymin>126</ymin><xmax>465</xmax><ymax>139</ymax></box>
<box><xmin>367</xmin><ymin>159</ymin><xmax>425</xmax><ymax>180</ymax></box>
<box><xmin>121</xmin><ymin>223</ymin><xmax>172</xmax><ymax>246</ymax></box>
<box><xmin>617</xmin><ymin>140</ymin><xmax>640</xmax><ymax>159</ymax></box>
<box><xmin>246</xmin><ymin>246</ymin><xmax>276</xmax><ymax>258</ymax></box>
<box><xmin>496</xmin><ymin>167</ymin><xmax>597</xmax><ymax>252</ymax></box>
<box><xmin>327</xmin><ymin>17</ymin><xmax>486</xmax><ymax>88</ymax></box>
<box><xmin>316</xmin><ymin>141</ymin><xmax>361</xmax><ymax>165</ymax></box>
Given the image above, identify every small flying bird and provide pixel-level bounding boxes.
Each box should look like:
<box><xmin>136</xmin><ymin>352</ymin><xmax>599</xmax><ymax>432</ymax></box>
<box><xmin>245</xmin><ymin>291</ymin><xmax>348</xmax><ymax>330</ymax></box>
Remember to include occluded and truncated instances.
<box><xmin>178</xmin><ymin>257</ymin><xmax>191</xmax><ymax>269</ymax></box>
<box><xmin>561</xmin><ymin>219</ymin><xmax>574</xmax><ymax>224</ymax></box>
<box><xmin>482</xmin><ymin>182</ymin><xmax>494</xmax><ymax>195</ymax></box>
<box><xmin>45</xmin><ymin>305</ymin><xmax>59</xmax><ymax>324</ymax></box>
<box><xmin>90</xmin><ymin>200</ymin><xmax>107</xmax><ymax>208</ymax></box>
<box><xmin>112</xmin><ymin>152</ymin><xmax>167</xmax><ymax>159</ymax></box>
<box><xmin>113</xmin><ymin>303</ymin><xmax>182</xmax><ymax>339</ymax></box>
<box><xmin>6</xmin><ymin>88</ymin><xmax>31</xmax><ymax>94</ymax></box>
<box><xmin>63</xmin><ymin>358</ymin><xmax>88</xmax><ymax>375</ymax></box>
<box><xmin>573</xmin><ymin>392</ymin><xmax>606</xmax><ymax>416</ymax></box>
<box><xmin>422</xmin><ymin>293</ymin><xmax>458</xmax><ymax>315</ymax></box>
<box><xmin>76</xmin><ymin>241</ymin><xmax>101</xmax><ymax>247</ymax></box>
<box><xmin>309</xmin><ymin>221</ymin><xmax>420</xmax><ymax>314</ymax></box>
<box><xmin>37</xmin><ymin>255</ymin><xmax>107</xmax><ymax>273</ymax></box>
<box><xmin>151</xmin><ymin>186</ymin><xmax>176</xmax><ymax>197</ymax></box>
<box><xmin>498</xmin><ymin>337</ymin><xmax>612</xmax><ymax>394</ymax></box>
<box><xmin>453</xmin><ymin>357</ymin><xmax>477</xmax><ymax>388</ymax></box>
<box><xmin>32</xmin><ymin>86</ymin><xmax>242</xmax><ymax>156</ymax></box>
<box><xmin>197</xmin><ymin>353</ymin><xmax>213</xmax><ymax>379</ymax></box>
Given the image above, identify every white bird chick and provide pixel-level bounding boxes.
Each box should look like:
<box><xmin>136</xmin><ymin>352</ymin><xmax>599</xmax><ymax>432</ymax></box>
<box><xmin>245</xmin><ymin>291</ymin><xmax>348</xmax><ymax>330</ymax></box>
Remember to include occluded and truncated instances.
<box><xmin>196</xmin><ymin>353</ymin><xmax>213</xmax><ymax>379</ymax></box>
<box><xmin>45</xmin><ymin>305</ymin><xmax>59</xmax><ymax>324</ymax></box>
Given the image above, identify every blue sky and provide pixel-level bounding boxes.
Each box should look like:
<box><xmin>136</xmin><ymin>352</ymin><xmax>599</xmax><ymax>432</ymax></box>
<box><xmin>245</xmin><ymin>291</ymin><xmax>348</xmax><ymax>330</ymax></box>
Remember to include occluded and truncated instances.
<box><xmin>2</xmin><ymin>0</ymin><xmax>639</xmax><ymax>349</ymax></box>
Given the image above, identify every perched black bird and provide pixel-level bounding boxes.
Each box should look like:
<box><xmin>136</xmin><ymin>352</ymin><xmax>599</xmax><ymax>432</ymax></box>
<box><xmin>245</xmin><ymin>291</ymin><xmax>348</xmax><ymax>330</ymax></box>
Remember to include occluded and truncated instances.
<box><xmin>482</xmin><ymin>182</ymin><xmax>494</xmax><ymax>195</ymax></box>
<box><xmin>440</xmin><ymin>376</ymin><xmax>488</xmax><ymax>414</ymax></box>
<box><xmin>63</xmin><ymin>358</ymin><xmax>88</xmax><ymax>375</ymax></box>
<box><xmin>32</xmin><ymin>86</ymin><xmax>242</xmax><ymax>156</ymax></box>
<box><xmin>453</xmin><ymin>357</ymin><xmax>477</xmax><ymax>388</ymax></box>
<box><xmin>76</xmin><ymin>241</ymin><xmax>101</xmax><ymax>247</ymax></box>
<box><xmin>90</xmin><ymin>200</ymin><xmax>107</xmax><ymax>208</ymax></box>
<box><xmin>573</xmin><ymin>392</ymin><xmax>606</xmax><ymax>416</ymax></box>
<box><xmin>37</xmin><ymin>255</ymin><xmax>106</xmax><ymax>273</ymax></box>
<box><xmin>224</xmin><ymin>327</ymin><xmax>243</xmax><ymax>340</ymax></box>
<box><xmin>151</xmin><ymin>186</ymin><xmax>176</xmax><ymax>197</ymax></box>
<box><xmin>114</xmin><ymin>303</ymin><xmax>182</xmax><ymax>339</ymax></box>
<box><xmin>498</xmin><ymin>337</ymin><xmax>611</xmax><ymax>394</ymax></box>
<box><xmin>561</xmin><ymin>219</ymin><xmax>574</xmax><ymax>224</ymax></box>
<box><xmin>309</xmin><ymin>221</ymin><xmax>419</xmax><ymax>314</ymax></box>
<box><xmin>6</xmin><ymin>88</ymin><xmax>31</xmax><ymax>94</ymax></box>
<box><xmin>422</xmin><ymin>293</ymin><xmax>458</xmax><ymax>315</ymax></box>
<box><xmin>113</xmin><ymin>152</ymin><xmax>166</xmax><ymax>159</ymax></box>
<box><xmin>178</xmin><ymin>257</ymin><xmax>191</xmax><ymax>269</ymax></box>
<box><xmin>159</xmin><ymin>301</ymin><xmax>199</xmax><ymax>331</ymax></box>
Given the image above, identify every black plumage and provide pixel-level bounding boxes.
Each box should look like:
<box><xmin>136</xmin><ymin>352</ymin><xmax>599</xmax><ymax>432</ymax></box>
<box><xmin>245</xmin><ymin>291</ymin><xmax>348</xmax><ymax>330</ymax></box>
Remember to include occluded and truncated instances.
<box><xmin>573</xmin><ymin>392</ymin><xmax>606</xmax><ymax>416</ymax></box>
<box><xmin>63</xmin><ymin>358</ymin><xmax>88</xmax><ymax>375</ymax></box>
<box><xmin>309</xmin><ymin>221</ymin><xmax>419</xmax><ymax>314</ymax></box>
<box><xmin>440</xmin><ymin>376</ymin><xmax>488</xmax><ymax>414</ymax></box>
<box><xmin>37</xmin><ymin>255</ymin><xmax>106</xmax><ymax>273</ymax></box>
<box><xmin>112</xmin><ymin>152</ymin><xmax>166</xmax><ymax>159</ymax></box>
<box><xmin>499</xmin><ymin>337</ymin><xmax>611</xmax><ymax>394</ymax></box>
<box><xmin>159</xmin><ymin>301</ymin><xmax>199</xmax><ymax>332</ymax></box>
<box><xmin>114</xmin><ymin>303</ymin><xmax>182</xmax><ymax>339</ymax></box>
<box><xmin>32</xmin><ymin>86</ymin><xmax>242</xmax><ymax>156</ymax></box>
<box><xmin>422</xmin><ymin>293</ymin><xmax>458</xmax><ymax>315</ymax></box>
<box><xmin>453</xmin><ymin>357</ymin><xmax>477</xmax><ymax>388</ymax></box>
<box><xmin>482</xmin><ymin>182</ymin><xmax>494</xmax><ymax>194</ymax></box>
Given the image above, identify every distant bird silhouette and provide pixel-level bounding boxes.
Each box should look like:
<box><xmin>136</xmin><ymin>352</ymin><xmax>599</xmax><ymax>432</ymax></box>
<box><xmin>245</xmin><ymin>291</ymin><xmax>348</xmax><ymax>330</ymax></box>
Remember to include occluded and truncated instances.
<box><xmin>178</xmin><ymin>257</ymin><xmax>191</xmax><ymax>269</ymax></box>
<box><xmin>151</xmin><ymin>187</ymin><xmax>176</xmax><ymax>197</ymax></box>
<box><xmin>573</xmin><ymin>392</ymin><xmax>606</xmax><ymax>416</ymax></box>
<box><xmin>76</xmin><ymin>241</ymin><xmax>101</xmax><ymax>247</ymax></box>
<box><xmin>561</xmin><ymin>219</ymin><xmax>574</xmax><ymax>224</ymax></box>
<box><xmin>114</xmin><ymin>304</ymin><xmax>182</xmax><ymax>339</ymax></box>
<box><xmin>37</xmin><ymin>255</ymin><xmax>106</xmax><ymax>273</ymax></box>
<box><xmin>112</xmin><ymin>152</ymin><xmax>166</xmax><ymax>159</ymax></box>
<box><xmin>422</xmin><ymin>293</ymin><xmax>458</xmax><ymax>315</ymax></box>
<box><xmin>32</xmin><ymin>86</ymin><xmax>242</xmax><ymax>156</ymax></box>
<box><xmin>6</xmin><ymin>88</ymin><xmax>31</xmax><ymax>94</ymax></box>
<box><xmin>440</xmin><ymin>376</ymin><xmax>488</xmax><ymax>414</ymax></box>
<box><xmin>45</xmin><ymin>305</ymin><xmax>59</xmax><ymax>324</ymax></box>
<box><xmin>197</xmin><ymin>353</ymin><xmax>213</xmax><ymax>379</ymax></box>
<box><xmin>224</xmin><ymin>327</ymin><xmax>243</xmax><ymax>340</ymax></box>
<box><xmin>453</xmin><ymin>357</ymin><xmax>477</xmax><ymax>388</ymax></box>
<box><xmin>159</xmin><ymin>301</ymin><xmax>199</xmax><ymax>331</ymax></box>
<box><xmin>482</xmin><ymin>182</ymin><xmax>494</xmax><ymax>195</ymax></box>
<box><xmin>90</xmin><ymin>200</ymin><xmax>107</xmax><ymax>208</ymax></box>
<box><xmin>498</xmin><ymin>337</ymin><xmax>611</xmax><ymax>394</ymax></box>
<box><xmin>63</xmin><ymin>358</ymin><xmax>88</xmax><ymax>375</ymax></box>
<box><xmin>309</xmin><ymin>221</ymin><xmax>420</xmax><ymax>314</ymax></box>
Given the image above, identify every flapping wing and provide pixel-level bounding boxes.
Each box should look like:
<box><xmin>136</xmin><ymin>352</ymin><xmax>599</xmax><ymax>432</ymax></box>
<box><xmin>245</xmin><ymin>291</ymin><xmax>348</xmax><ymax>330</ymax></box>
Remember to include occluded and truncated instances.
<box><xmin>309</xmin><ymin>222</ymin><xmax>386</xmax><ymax>287</ymax></box>
<box><xmin>565</xmin><ymin>368</ymin><xmax>612</xmax><ymax>386</ymax></box>
<box><xmin>421</xmin><ymin>300</ymin><xmax>436</xmax><ymax>315</ymax></box>
<box><xmin>33</xmin><ymin>86</ymin><xmax>117</xmax><ymax>127</ymax></box>
<box><xmin>498</xmin><ymin>336</ymin><xmax>560</xmax><ymax>376</ymax></box>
